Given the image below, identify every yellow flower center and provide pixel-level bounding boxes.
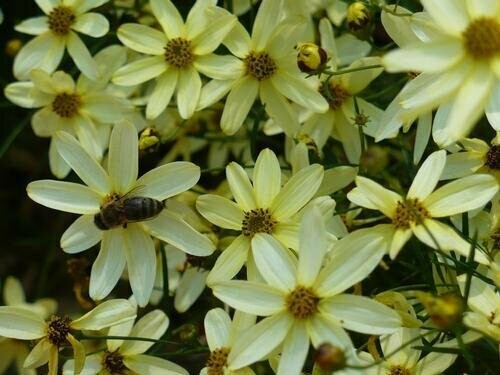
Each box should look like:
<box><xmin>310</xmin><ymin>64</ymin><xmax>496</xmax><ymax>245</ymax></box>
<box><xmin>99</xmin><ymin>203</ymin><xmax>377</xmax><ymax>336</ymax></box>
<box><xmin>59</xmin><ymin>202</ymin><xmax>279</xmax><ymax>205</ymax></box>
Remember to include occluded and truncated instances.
<box><xmin>388</xmin><ymin>365</ymin><xmax>411</xmax><ymax>375</ymax></box>
<box><xmin>392</xmin><ymin>198</ymin><xmax>430</xmax><ymax>229</ymax></box>
<box><xmin>46</xmin><ymin>315</ymin><xmax>71</xmax><ymax>347</ymax></box>
<box><xmin>321</xmin><ymin>81</ymin><xmax>350</xmax><ymax>110</ymax></box>
<box><xmin>486</xmin><ymin>145</ymin><xmax>500</xmax><ymax>170</ymax></box>
<box><xmin>286</xmin><ymin>286</ymin><xmax>319</xmax><ymax>319</ymax></box>
<box><xmin>241</xmin><ymin>208</ymin><xmax>276</xmax><ymax>236</ymax></box>
<box><xmin>206</xmin><ymin>347</ymin><xmax>230</xmax><ymax>375</ymax></box>
<box><xmin>244</xmin><ymin>51</ymin><xmax>277</xmax><ymax>81</ymax></box>
<box><xmin>48</xmin><ymin>6</ymin><xmax>75</xmax><ymax>36</ymax></box>
<box><xmin>462</xmin><ymin>17</ymin><xmax>500</xmax><ymax>59</ymax></box>
<box><xmin>102</xmin><ymin>350</ymin><xmax>127</xmax><ymax>374</ymax></box>
<box><xmin>52</xmin><ymin>93</ymin><xmax>81</xmax><ymax>118</ymax></box>
<box><xmin>164</xmin><ymin>38</ymin><xmax>193</xmax><ymax>68</ymax></box>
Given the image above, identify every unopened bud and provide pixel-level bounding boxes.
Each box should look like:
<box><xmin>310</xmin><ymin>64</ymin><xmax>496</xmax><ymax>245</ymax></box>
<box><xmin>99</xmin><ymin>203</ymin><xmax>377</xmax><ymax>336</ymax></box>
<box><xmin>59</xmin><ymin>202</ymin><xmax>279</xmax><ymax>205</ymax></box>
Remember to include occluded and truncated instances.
<box><xmin>5</xmin><ymin>38</ymin><xmax>22</xmax><ymax>57</ymax></box>
<box><xmin>296</xmin><ymin>42</ymin><xmax>328</xmax><ymax>73</ymax></box>
<box><xmin>347</xmin><ymin>2</ymin><xmax>372</xmax><ymax>31</ymax></box>
<box><xmin>416</xmin><ymin>291</ymin><xmax>464</xmax><ymax>330</ymax></box>
<box><xmin>175</xmin><ymin>323</ymin><xmax>198</xmax><ymax>342</ymax></box>
<box><xmin>315</xmin><ymin>343</ymin><xmax>346</xmax><ymax>372</ymax></box>
<box><xmin>138</xmin><ymin>126</ymin><xmax>160</xmax><ymax>155</ymax></box>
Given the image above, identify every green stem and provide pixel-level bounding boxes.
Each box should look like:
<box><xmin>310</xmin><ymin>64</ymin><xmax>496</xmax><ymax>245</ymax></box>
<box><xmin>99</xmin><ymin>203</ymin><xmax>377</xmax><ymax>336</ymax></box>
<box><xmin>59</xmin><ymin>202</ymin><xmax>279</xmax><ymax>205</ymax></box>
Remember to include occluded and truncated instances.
<box><xmin>0</xmin><ymin>111</ymin><xmax>32</xmax><ymax>159</ymax></box>
<box><xmin>322</xmin><ymin>64</ymin><xmax>383</xmax><ymax>78</ymax></box>
<box><xmin>80</xmin><ymin>334</ymin><xmax>179</xmax><ymax>346</ymax></box>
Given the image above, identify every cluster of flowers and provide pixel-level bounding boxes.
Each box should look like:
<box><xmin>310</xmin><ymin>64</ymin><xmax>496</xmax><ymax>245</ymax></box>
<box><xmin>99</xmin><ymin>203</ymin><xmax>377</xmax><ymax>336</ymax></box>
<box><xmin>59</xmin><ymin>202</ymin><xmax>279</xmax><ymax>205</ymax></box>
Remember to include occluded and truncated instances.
<box><xmin>0</xmin><ymin>0</ymin><xmax>499</xmax><ymax>374</ymax></box>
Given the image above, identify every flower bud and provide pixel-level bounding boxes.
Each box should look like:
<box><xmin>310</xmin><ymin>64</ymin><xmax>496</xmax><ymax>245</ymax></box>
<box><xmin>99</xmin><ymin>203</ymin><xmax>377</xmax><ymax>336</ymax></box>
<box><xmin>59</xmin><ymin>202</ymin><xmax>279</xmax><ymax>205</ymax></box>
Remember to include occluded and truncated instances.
<box><xmin>138</xmin><ymin>126</ymin><xmax>161</xmax><ymax>156</ymax></box>
<box><xmin>315</xmin><ymin>343</ymin><xmax>346</xmax><ymax>371</ymax></box>
<box><xmin>347</xmin><ymin>2</ymin><xmax>372</xmax><ymax>31</ymax></box>
<box><xmin>5</xmin><ymin>38</ymin><xmax>22</xmax><ymax>57</ymax></box>
<box><xmin>416</xmin><ymin>291</ymin><xmax>464</xmax><ymax>330</ymax></box>
<box><xmin>296</xmin><ymin>42</ymin><xmax>328</xmax><ymax>73</ymax></box>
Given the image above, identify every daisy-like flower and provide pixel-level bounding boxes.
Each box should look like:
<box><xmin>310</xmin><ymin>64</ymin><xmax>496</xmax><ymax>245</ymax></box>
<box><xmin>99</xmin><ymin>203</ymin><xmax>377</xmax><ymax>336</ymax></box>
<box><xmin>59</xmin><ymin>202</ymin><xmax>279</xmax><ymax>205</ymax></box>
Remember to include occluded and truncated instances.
<box><xmin>5</xmin><ymin>45</ymin><xmax>133</xmax><ymax>178</ymax></box>
<box><xmin>26</xmin><ymin>121</ymin><xmax>215</xmax><ymax>306</ymax></box>
<box><xmin>201</xmin><ymin>308</ymin><xmax>256</xmax><ymax>375</ymax></box>
<box><xmin>212</xmin><ymin>207</ymin><xmax>401</xmax><ymax>374</ymax></box>
<box><xmin>457</xmin><ymin>273</ymin><xmax>500</xmax><ymax>342</ymax></box>
<box><xmin>382</xmin><ymin>0</ymin><xmax>500</xmax><ymax>147</ymax></box>
<box><xmin>0</xmin><ymin>277</ymin><xmax>57</xmax><ymax>375</ymax></box>
<box><xmin>0</xmin><ymin>299</ymin><xmax>136</xmax><ymax>375</ymax></box>
<box><xmin>198</xmin><ymin>0</ymin><xmax>328</xmax><ymax>136</ymax></box>
<box><xmin>13</xmin><ymin>0</ymin><xmax>110</xmax><ymax>80</ymax></box>
<box><xmin>298</xmin><ymin>19</ymin><xmax>382</xmax><ymax>164</ymax></box>
<box><xmin>113</xmin><ymin>0</ymin><xmax>237</xmax><ymax>120</ymax></box>
<box><xmin>347</xmin><ymin>150</ymin><xmax>498</xmax><ymax>263</ymax></box>
<box><xmin>196</xmin><ymin>148</ymin><xmax>324</xmax><ymax>284</ymax></box>
<box><xmin>63</xmin><ymin>309</ymin><xmax>188</xmax><ymax>375</ymax></box>
<box><xmin>441</xmin><ymin>132</ymin><xmax>500</xmax><ymax>181</ymax></box>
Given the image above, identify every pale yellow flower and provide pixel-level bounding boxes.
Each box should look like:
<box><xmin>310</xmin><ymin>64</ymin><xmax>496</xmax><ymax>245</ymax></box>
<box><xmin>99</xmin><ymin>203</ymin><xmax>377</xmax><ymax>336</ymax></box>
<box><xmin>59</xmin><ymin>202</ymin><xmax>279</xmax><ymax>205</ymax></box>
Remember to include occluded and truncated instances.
<box><xmin>13</xmin><ymin>0</ymin><xmax>110</xmax><ymax>80</ymax></box>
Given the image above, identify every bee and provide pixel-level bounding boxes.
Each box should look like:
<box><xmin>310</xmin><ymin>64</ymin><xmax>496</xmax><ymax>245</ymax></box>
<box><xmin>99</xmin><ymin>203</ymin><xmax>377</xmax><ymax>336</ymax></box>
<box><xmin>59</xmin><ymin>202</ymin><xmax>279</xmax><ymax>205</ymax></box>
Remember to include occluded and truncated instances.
<box><xmin>94</xmin><ymin>188</ymin><xmax>165</xmax><ymax>230</ymax></box>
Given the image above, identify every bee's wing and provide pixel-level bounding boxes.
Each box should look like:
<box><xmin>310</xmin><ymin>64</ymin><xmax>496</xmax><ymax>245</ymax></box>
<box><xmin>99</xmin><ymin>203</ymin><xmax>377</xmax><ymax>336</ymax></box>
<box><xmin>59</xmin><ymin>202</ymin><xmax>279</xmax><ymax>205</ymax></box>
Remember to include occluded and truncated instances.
<box><xmin>120</xmin><ymin>185</ymin><xmax>146</xmax><ymax>200</ymax></box>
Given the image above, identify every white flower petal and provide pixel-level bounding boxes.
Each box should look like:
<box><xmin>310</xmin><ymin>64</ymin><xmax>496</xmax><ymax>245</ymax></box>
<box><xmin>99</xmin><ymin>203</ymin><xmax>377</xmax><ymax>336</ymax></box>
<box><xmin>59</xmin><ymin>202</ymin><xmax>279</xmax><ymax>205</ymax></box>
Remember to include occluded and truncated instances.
<box><xmin>412</xmin><ymin>219</ymin><xmax>489</xmax><ymax>264</ymax></box>
<box><xmin>24</xmin><ymin>338</ymin><xmax>51</xmax><ymax>369</ymax></box>
<box><xmin>71</xmin><ymin>299</ymin><xmax>136</xmax><ymax>330</ymax></box>
<box><xmin>204</xmin><ymin>308</ymin><xmax>231</xmax><ymax>350</ymax></box>
<box><xmin>177</xmin><ymin>67</ymin><xmax>201</xmax><ymax>119</ymax></box>
<box><xmin>251</xmin><ymin>0</ymin><xmax>281</xmax><ymax>50</ymax></box>
<box><xmin>414</xmin><ymin>111</ymin><xmax>432</xmax><ymax>164</ymax></box>
<box><xmin>124</xmin><ymin>354</ymin><xmax>188</xmax><ymax>375</ymax></box>
<box><xmin>108</xmin><ymin>121</ymin><xmax>138</xmax><ymax>194</ymax></box>
<box><xmin>486</xmin><ymin>83</ymin><xmax>500</xmax><ymax>130</ymax></box>
<box><xmin>380</xmin><ymin>327</ymin><xmax>420</xmax><ymax>367</ymax></box>
<box><xmin>314</xmin><ymin>225</ymin><xmax>389</xmax><ymax>296</ymax></box>
<box><xmin>54</xmin><ymin>131</ymin><xmax>110</xmax><ymax>194</ymax></box>
<box><xmin>270</xmin><ymin>164</ymin><xmax>324</xmax><ymax>221</ymax></box>
<box><xmin>228</xmin><ymin>313</ymin><xmax>293</xmax><ymax>370</ymax></box>
<box><xmin>277</xmin><ymin>321</ymin><xmax>309</xmax><ymax>375</ymax></box>
<box><xmin>212</xmin><ymin>280</ymin><xmax>285</xmax><ymax>316</ymax></box>
<box><xmin>174</xmin><ymin>268</ymin><xmax>207</xmax><ymax>313</ymax></box>
<box><xmin>117</xmin><ymin>23</ymin><xmax>166</xmax><ymax>55</ymax></box>
<box><xmin>457</xmin><ymin>274</ymin><xmax>497</xmax><ymax>316</ymax></box>
<box><xmin>15</xmin><ymin>16</ymin><xmax>49</xmax><ymax>35</ymax></box>
<box><xmin>134</xmin><ymin>161</ymin><xmax>200</xmax><ymax>201</ymax></box>
<box><xmin>49</xmin><ymin>137</ymin><xmax>72</xmax><ymax>178</ymax></box>
<box><xmin>121</xmin><ymin>310</ymin><xmax>169</xmax><ymax>355</ymax></box>
<box><xmin>13</xmin><ymin>33</ymin><xmax>65</xmax><ymax>80</ymax></box>
<box><xmin>306</xmin><ymin>314</ymin><xmax>353</xmax><ymax>350</ymax></box>
<box><xmin>221</xmin><ymin>76</ymin><xmax>259</xmax><ymax>135</ymax></box>
<box><xmin>425</xmin><ymin>174</ymin><xmax>498</xmax><ymax>217</ymax></box>
<box><xmin>72</xmin><ymin>13</ymin><xmax>109</xmax><ymax>37</ymax></box>
<box><xmin>62</xmin><ymin>354</ymin><xmax>102</xmax><ymax>375</ymax></box>
<box><xmin>252</xmin><ymin>234</ymin><xmax>296</xmax><ymax>291</ymax></box>
<box><xmin>89</xmin><ymin>230</ymin><xmax>126</xmax><ymax>301</ymax></box>
<box><xmin>420</xmin><ymin>0</ymin><xmax>469</xmax><ymax>35</ymax></box>
<box><xmin>407</xmin><ymin>150</ymin><xmax>446</xmax><ymax>200</ymax></box>
<box><xmin>196</xmin><ymin>194</ymin><xmax>243</xmax><ymax>230</ymax></box>
<box><xmin>0</xmin><ymin>307</ymin><xmax>46</xmax><ymax>339</ymax></box>
<box><xmin>223</xmin><ymin>22</ymin><xmax>251</xmax><ymax>58</ymax></box>
<box><xmin>260</xmin><ymin>81</ymin><xmax>300</xmax><ymax>138</ymax></box>
<box><xmin>67</xmin><ymin>31</ymin><xmax>99</xmax><ymax>80</ymax></box>
<box><xmin>27</xmin><ymin>180</ymin><xmax>101</xmax><ymax>214</ymax></box>
<box><xmin>382</xmin><ymin>39</ymin><xmax>463</xmax><ymax>73</ymax></box>
<box><xmin>72</xmin><ymin>0</ymin><xmax>109</xmax><ymax>14</ymax></box>
<box><xmin>35</xmin><ymin>0</ymin><xmax>57</xmax><ymax>14</ymax></box>
<box><xmin>298</xmin><ymin>207</ymin><xmax>328</xmax><ymax>287</ymax></box>
<box><xmin>253</xmin><ymin>149</ymin><xmax>281</xmax><ymax>208</ymax></box>
<box><xmin>113</xmin><ymin>56</ymin><xmax>167</xmax><ymax>86</ymax></box>
<box><xmin>61</xmin><ymin>214</ymin><xmax>101</xmax><ymax>253</ymax></box>
<box><xmin>193</xmin><ymin>54</ymin><xmax>245</xmax><ymax>80</ymax></box>
<box><xmin>226</xmin><ymin>162</ymin><xmax>257</xmax><ymax>211</ymax></box>
<box><xmin>122</xmin><ymin>224</ymin><xmax>157</xmax><ymax>307</ymax></box>
<box><xmin>197</xmin><ymin>79</ymin><xmax>235</xmax><ymax>110</ymax></box>
<box><xmin>321</xmin><ymin>294</ymin><xmax>401</xmax><ymax>335</ymax></box>
<box><xmin>342</xmin><ymin>57</ymin><xmax>384</xmax><ymax>94</ymax></box>
<box><xmin>348</xmin><ymin>176</ymin><xmax>400</xmax><ymax>218</ymax></box>
<box><xmin>191</xmin><ymin>8</ymin><xmax>236</xmax><ymax>55</ymax></box>
<box><xmin>146</xmin><ymin>68</ymin><xmax>178</xmax><ymax>120</ymax></box>
<box><xmin>389</xmin><ymin>228</ymin><xmax>413</xmax><ymax>259</ymax></box>
<box><xmin>150</xmin><ymin>0</ymin><xmax>184</xmax><ymax>39</ymax></box>
<box><xmin>206</xmin><ymin>235</ymin><xmax>250</xmax><ymax>285</ymax></box>
<box><xmin>271</xmin><ymin>72</ymin><xmax>328</xmax><ymax>113</ymax></box>
<box><xmin>143</xmin><ymin>210</ymin><xmax>215</xmax><ymax>256</ymax></box>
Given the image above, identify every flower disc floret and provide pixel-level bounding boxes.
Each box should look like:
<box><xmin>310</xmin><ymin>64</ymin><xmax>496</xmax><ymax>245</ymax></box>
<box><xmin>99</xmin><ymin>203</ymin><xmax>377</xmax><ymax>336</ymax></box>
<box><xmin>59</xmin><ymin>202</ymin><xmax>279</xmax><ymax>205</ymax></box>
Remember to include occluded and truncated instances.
<box><xmin>322</xmin><ymin>81</ymin><xmax>350</xmax><ymax>110</ymax></box>
<box><xmin>486</xmin><ymin>145</ymin><xmax>500</xmax><ymax>170</ymax></box>
<box><xmin>244</xmin><ymin>51</ymin><xmax>277</xmax><ymax>81</ymax></box>
<box><xmin>48</xmin><ymin>6</ymin><xmax>75</xmax><ymax>36</ymax></box>
<box><xmin>388</xmin><ymin>365</ymin><xmax>411</xmax><ymax>375</ymax></box>
<box><xmin>164</xmin><ymin>37</ymin><xmax>193</xmax><ymax>68</ymax></box>
<box><xmin>241</xmin><ymin>208</ymin><xmax>276</xmax><ymax>237</ymax></box>
<box><xmin>206</xmin><ymin>347</ymin><xmax>230</xmax><ymax>375</ymax></box>
<box><xmin>102</xmin><ymin>350</ymin><xmax>127</xmax><ymax>374</ymax></box>
<box><xmin>286</xmin><ymin>286</ymin><xmax>319</xmax><ymax>319</ymax></box>
<box><xmin>462</xmin><ymin>17</ymin><xmax>500</xmax><ymax>59</ymax></box>
<box><xmin>46</xmin><ymin>315</ymin><xmax>71</xmax><ymax>347</ymax></box>
<box><xmin>52</xmin><ymin>93</ymin><xmax>82</xmax><ymax>118</ymax></box>
<box><xmin>392</xmin><ymin>198</ymin><xmax>430</xmax><ymax>229</ymax></box>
